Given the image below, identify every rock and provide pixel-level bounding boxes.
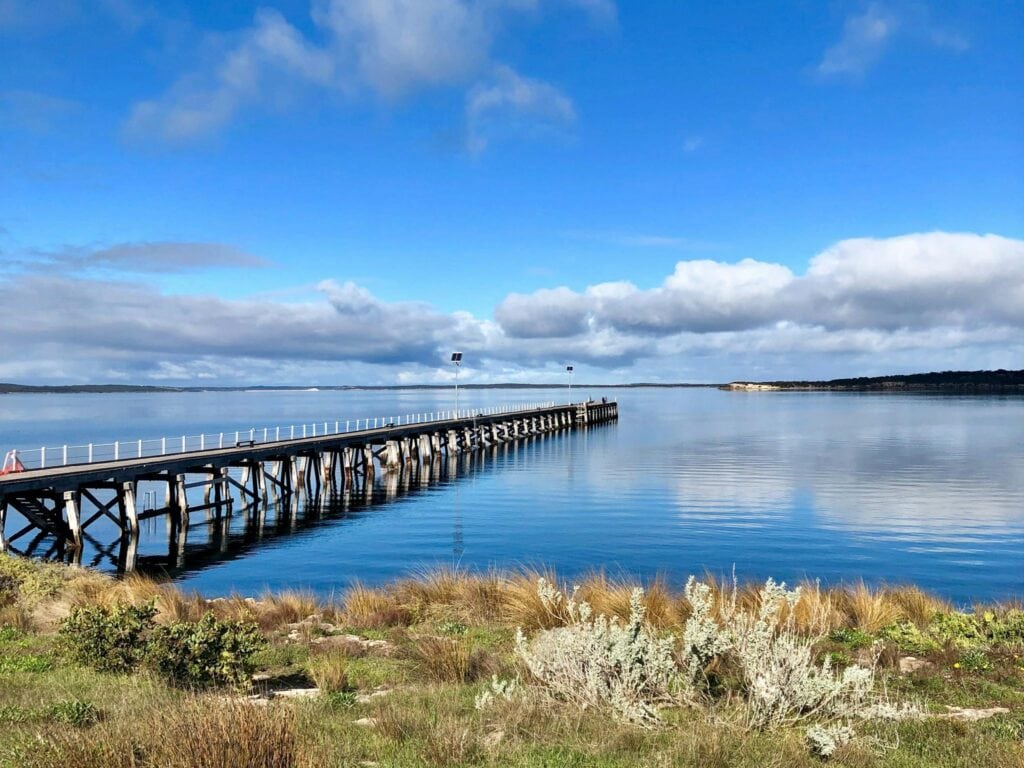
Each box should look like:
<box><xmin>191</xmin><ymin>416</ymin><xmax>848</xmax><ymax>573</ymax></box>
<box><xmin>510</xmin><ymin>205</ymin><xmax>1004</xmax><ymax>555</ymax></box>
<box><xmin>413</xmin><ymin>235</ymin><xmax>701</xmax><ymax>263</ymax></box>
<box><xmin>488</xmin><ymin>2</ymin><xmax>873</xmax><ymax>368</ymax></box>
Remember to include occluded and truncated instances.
<box><xmin>355</xmin><ymin>688</ymin><xmax>391</xmax><ymax>704</ymax></box>
<box><xmin>352</xmin><ymin>717</ymin><xmax>377</xmax><ymax>727</ymax></box>
<box><xmin>252</xmin><ymin>673</ymin><xmax>273</xmax><ymax>682</ymax></box>
<box><xmin>939</xmin><ymin>706</ymin><xmax>1011</xmax><ymax>721</ymax></box>
<box><xmin>898</xmin><ymin>656</ymin><xmax>934</xmax><ymax>674</ymax></box>
<box><xmin>272</xmin><ymin>688</ymin><xmax>320</xmax><ymax>700</ymax></box>
<box><xmin>309</xmin><ymin>633</ymin><xmax>393</xmax><ymax>656</ymax></box>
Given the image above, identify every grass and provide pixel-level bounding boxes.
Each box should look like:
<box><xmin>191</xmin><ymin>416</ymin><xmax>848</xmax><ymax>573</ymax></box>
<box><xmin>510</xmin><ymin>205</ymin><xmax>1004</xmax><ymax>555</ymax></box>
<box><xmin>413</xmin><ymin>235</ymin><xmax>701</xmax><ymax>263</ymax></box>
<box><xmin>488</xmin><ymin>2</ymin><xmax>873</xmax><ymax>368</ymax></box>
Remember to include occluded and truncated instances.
<box><xmin>0</xmin><ymin>554</ymin><xmax>1022</xmax><ymax>767</ymax></box>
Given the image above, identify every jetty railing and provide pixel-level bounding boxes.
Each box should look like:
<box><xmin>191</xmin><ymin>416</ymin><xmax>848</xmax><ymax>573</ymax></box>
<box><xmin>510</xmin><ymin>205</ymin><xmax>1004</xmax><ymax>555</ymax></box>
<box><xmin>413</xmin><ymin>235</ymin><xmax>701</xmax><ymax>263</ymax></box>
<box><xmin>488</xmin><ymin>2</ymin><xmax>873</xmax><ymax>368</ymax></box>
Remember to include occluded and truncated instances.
<box><xmin>7</xmin><ymin>401</ymin><xmax>556</xmax><ymax>471</ymax></box>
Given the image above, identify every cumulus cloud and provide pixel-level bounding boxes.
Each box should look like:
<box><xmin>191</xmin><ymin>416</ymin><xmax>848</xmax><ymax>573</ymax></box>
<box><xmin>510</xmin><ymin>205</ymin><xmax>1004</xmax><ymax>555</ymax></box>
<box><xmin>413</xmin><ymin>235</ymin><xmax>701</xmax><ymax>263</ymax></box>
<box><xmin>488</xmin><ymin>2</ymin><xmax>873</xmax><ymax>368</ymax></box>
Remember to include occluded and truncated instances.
<box><xmin>495</xmin><ymin>232</ymin><xmax>1024</xmax><ymax>340</ymax></box>
<box><xmin>1</xmin><ymin>231</ymin><xmax>1021</xmax><ymax>384</ymax></box>
<box><xmin>125</xmin><ymin>0</ymin><xmax>602</xmax><ymax>147</ymax></box>
<box><xmin>495</xmin><ymin>286</ymin><xmax>590</xmax><ymax>338</ymax></box>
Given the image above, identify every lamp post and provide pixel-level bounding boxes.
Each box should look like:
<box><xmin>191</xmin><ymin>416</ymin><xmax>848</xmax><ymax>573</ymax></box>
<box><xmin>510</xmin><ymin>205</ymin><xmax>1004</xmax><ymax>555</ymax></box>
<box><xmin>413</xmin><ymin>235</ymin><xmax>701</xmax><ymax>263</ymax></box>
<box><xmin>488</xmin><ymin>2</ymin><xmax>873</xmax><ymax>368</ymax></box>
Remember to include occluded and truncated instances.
<box><xmin>566</xmin><ymin>364</ymin><xmax>574</xmax><ymax>402</ymax></box>
<box><xmin>451</xmin><ymin>352</ymin><xmax>463</xmax><ymax>416</ymax></box>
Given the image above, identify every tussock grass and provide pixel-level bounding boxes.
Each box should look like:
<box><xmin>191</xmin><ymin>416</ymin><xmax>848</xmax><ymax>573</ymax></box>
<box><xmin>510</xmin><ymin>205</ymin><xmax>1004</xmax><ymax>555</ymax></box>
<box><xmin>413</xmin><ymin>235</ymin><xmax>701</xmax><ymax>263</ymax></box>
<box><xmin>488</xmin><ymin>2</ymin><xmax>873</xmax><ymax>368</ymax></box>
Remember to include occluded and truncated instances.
<box><xmin>889</xmin><ymin>585</ymin><xmax>951</xmax><ymax>629</ymax></box>
<box><xmin>307</xmin><ymin>650</ymin><xmax>350</xmax><ymax>693</ymax></box>
<box><xmin>841</xmin><ymin>581</ymin><xmax>903</xmax><ymax>633</ymax></box>
<box><xmin>402</xmin><ymin>634</ymin><xmax>495</xmax><ymax>683</ymax></box>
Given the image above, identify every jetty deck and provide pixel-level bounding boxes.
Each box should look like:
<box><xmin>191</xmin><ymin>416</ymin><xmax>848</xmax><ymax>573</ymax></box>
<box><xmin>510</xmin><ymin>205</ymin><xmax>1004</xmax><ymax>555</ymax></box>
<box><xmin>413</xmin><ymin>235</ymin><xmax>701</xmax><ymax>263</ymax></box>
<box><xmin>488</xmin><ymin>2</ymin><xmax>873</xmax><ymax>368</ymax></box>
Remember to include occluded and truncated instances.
<box><xmin>0</xmin><ymin>399</ymin><xmax>617</xmax><ymax>568</ymax></box>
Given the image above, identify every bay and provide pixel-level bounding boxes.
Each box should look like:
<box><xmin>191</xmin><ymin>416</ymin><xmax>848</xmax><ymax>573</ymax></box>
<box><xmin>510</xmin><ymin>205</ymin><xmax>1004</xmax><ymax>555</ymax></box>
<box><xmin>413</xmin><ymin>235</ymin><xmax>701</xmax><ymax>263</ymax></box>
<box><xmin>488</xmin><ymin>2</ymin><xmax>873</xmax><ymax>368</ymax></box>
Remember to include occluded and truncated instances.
<box><xmin>1</xmin><ymin>387</ymin><xmax>1022</xmax><ymax>605</ymax></box>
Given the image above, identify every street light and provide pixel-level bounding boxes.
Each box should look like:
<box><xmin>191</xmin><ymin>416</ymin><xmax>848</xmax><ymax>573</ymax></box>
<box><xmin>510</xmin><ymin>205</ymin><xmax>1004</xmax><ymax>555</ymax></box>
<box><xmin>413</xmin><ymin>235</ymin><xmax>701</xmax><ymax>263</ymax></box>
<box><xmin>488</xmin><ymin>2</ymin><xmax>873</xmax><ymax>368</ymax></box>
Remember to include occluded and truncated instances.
<box><xmin>566</xmin><ymin>364</ymin><xmax>574</xmax><ymax>402</ymax></box>
<box><xmin>451</xmin><ymin>352</ymin><xmax>463</xmax><ymax>416</ymax></box>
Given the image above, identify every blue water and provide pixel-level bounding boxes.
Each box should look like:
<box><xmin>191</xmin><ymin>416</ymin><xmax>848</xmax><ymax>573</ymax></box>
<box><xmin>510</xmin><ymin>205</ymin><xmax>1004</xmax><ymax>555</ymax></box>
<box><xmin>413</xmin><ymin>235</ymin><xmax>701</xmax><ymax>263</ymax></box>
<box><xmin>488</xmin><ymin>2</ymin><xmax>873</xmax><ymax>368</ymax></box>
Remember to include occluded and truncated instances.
<box><xmin>2</xmin><ymin>387</ymin><xmax>1022</xmax><ymax>604</ymax></box>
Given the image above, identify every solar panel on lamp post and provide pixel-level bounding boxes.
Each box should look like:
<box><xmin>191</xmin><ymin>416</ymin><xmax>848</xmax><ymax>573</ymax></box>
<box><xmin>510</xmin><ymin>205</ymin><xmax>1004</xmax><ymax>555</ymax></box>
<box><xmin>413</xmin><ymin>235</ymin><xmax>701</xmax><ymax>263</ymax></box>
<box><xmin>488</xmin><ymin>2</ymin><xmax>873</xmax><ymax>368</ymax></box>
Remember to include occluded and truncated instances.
<box><xmin>566</xmin><ymin>364</ymin><xmax>574</xmax><ymax>402</ymax></box>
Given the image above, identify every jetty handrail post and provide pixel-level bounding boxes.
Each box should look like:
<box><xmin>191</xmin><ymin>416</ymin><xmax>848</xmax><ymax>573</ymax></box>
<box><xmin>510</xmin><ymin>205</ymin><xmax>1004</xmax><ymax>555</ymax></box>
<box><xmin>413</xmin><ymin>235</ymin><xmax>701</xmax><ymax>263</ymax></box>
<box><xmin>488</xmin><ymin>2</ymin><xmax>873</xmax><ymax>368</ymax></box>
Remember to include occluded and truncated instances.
<box><xmin>161</xmin><ymin>437</ymin><xmax>166</xmax><ymax>455</ymax></box>
<box><xmin>264</xmin><ymin>428</ymin><xmax>268</xmax><ymax>442</ymax></box>
<box><xmin>219</xmin><ymin>433</ymin><xmax>223</xmax><ymax>449</ymax></box>
<box><xmin>290</xmin><ymin>426</ymin><xmax>295</xmax><ymax>439</ymax></box>
<box><xmin>181</xmin><ymin>435</ymin><xmax>186</xmax><ymax>453</ymax></box>
<box><xmin>40</xmin><ymin>446</ymin><xmax>45</xmax><ymax>469</ymax></box>
<box><xmin>276</xmin><ymin>427</ymin><xmax>280</xmax><ymax>441</ymax></box>
<box><xmin>114</xmin><ymin>441</ymin><xmax>119</xmax><ymax>461</ymax></box>
<box><xmin>138</xmin><ymin>439</ymin><xmax>143</xmax><ymax>458</ymax></box>
<box><xmin>88</xmin><ymin>443</ymin><xmax>93</xmax><ymax>463</ymax></box>
<box><xmin>250</xmin><ymin>428</ymin><xmax>255</xmax><ymax>442</ymax></box>
<box><xmin>200</xmin><ymin>434</ymin><xmax>205</xmax><ymax>451</ymax></box>
<box><xmin>63</xmin><ymin>445</ymin><xmax>68</xmax><ymax>466</ymax></box>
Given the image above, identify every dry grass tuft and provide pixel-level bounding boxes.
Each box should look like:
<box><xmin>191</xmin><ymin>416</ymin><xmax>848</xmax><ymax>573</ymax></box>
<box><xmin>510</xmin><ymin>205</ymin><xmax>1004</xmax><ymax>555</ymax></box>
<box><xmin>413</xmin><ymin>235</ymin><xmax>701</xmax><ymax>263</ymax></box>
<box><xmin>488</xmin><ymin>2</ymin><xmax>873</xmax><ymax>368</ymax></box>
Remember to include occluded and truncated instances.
<box><xmin>153</xmin><ymin>696</ymin><xmax>296</xmax><ymax>768</ymax></box>
<box><xmin>888</xmin><ymin>585</ymin><xmax>950</xmax><ymax>629</ymax></box>
<box><xmin>254</xmin><ymin>589</ymin><xmax>321</xmax><ymax>630</ymax></box>
<box><xmin>21</xmin><ymin>696</ymin><xmax>296</xmax><ymax>768</ymax></box>
<box><xmin>403</xmin><ymin>635</ymin><xmax>494</xmax><ymax>683</ymax></box>
<box><xmin>307</xmin><ymin>651</ymin><xmax>350</xmax><ymax>693</ymax></box>
<box><xmin>500</xmin><ymin>568</ymin><xmax>569</xmax><ymax>629</ymax></box>
<box><xmin>0</xmin><ymin>602</ymin><xmax>36</xmax><ymax>632</ymax></box>
<box><xmin>790</xmin><ymin>580</ymin><xmax>844</xmax><ymax>635</ymax></box>
<box><xmin>840</xmin><ymin>581</ymin><xmax>901</xmax><ymax>632</ymax></box>
<box><xmin>342</xmin><ymin>583</ymin><xmax>413</xmax><ymax>628</ymax></box>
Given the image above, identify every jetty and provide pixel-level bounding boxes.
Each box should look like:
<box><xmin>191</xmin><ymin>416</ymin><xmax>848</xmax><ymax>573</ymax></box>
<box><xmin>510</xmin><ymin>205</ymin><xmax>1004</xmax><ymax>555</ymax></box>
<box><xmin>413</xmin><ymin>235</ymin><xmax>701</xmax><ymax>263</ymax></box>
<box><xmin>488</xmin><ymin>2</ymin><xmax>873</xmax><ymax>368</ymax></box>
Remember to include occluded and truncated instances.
<box><xmin>0</xmin><ymin>400</ymin><xmax>617</xmax><ymax>568</ymax></box>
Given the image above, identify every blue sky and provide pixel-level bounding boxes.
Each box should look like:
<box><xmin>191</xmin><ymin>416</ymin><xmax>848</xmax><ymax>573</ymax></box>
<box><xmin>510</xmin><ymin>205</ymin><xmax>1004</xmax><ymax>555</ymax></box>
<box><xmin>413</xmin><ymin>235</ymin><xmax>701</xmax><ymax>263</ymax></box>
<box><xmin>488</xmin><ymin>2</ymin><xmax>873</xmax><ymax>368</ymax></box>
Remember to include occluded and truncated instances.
<box><xmin>1</xmin><ymin>0</ymin><xmax>1022</xmax><ymax>384</ymax></box>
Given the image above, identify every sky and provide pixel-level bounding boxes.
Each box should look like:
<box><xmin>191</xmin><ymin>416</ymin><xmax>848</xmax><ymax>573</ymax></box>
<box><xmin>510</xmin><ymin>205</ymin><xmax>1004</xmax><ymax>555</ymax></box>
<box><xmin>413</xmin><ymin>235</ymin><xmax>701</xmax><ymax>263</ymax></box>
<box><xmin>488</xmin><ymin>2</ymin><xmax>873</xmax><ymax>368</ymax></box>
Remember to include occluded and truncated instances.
<box><xmin>0</xmin><ymin>0</ymin><xmax>1022</xmax><ymax>385</ymax></box>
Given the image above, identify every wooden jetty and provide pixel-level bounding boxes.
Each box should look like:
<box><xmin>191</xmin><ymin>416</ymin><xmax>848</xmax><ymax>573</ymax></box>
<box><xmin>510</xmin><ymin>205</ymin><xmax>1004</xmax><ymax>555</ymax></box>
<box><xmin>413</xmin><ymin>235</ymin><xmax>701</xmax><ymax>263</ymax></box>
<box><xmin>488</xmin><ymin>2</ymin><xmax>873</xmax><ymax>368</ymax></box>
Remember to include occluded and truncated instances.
<box><xmin>0</xmin><ymin>400</ymin><xmax>617</xmax><ymax>565</ymax></box>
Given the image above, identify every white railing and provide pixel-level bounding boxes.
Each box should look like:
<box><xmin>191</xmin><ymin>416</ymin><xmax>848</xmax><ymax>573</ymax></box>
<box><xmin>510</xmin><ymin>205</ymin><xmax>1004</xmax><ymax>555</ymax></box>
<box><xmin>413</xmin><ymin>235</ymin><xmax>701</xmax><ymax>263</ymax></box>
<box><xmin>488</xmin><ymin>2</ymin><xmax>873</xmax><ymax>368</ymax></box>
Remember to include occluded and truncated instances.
<box><xmin>4</xmin><ymin>401</ymin><xmax>559</xmax><ymax>471</ymax></box>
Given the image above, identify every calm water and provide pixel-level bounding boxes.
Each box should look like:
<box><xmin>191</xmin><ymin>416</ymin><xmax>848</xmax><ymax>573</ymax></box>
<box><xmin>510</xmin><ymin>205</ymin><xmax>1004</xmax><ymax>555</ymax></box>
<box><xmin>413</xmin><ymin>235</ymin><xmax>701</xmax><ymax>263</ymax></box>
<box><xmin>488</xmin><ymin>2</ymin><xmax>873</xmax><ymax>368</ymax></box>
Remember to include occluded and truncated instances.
<box><xmin>2</xmin><ymin>387</ymin><xmax>1022</xmax><ymax>604</ymax></box>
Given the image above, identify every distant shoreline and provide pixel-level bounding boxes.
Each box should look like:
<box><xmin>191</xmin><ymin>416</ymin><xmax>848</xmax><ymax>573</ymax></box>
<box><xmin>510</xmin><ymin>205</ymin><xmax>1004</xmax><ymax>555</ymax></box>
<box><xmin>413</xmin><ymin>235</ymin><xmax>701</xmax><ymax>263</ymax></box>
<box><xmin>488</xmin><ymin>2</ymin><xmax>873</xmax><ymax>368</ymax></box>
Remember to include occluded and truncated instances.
<box><xmin>0</xmin><ymin>382</ymin><xmax>715</xmax><ymax>395</ymax></box>
<box><xmin>723</xmin><ymin>368</ymin><xmax>1024</xmax><ymax>392</ymax></box>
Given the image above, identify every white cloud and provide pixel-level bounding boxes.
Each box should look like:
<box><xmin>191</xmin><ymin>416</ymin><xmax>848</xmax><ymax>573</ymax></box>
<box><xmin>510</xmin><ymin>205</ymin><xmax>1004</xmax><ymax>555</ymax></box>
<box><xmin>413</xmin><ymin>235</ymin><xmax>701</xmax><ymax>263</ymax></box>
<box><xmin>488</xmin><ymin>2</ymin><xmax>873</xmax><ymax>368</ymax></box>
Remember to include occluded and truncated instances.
<box><xmin>125</xmin><ymin>0</ymin><xmax>604</xmax><ymax>148</ymax></box>
<box><xmin>312</xmin><ymin>0</ymin><xmax>490</xmax><ymax>97</ymax></box>
<box><xmin>496</xmin><ymin>232</ymin><xmax>1024</xmax><ymax>339</ymax></box>
<box><xmin>465</xmin><ymin>65</ymin><xmax>575</xmax><ymax>152</ymax></box>
<box><xmin>1</xmin><ymin>231</ymin><xmax>1021</xmax><ymax>385</ymax></box>
<box><xmin>126</xmin><ymin>8</ymin><xmax>336</xmax><ymax>143</ymax></box>
<box><xmin>817</xmin><ymin>2</ymin><xmax>970</xmax><ymax>79</ymax></box>
<box><xmin>818</xmin><ymin>3</ymin><xmax>897</xmax><ymax>77</ymax></box>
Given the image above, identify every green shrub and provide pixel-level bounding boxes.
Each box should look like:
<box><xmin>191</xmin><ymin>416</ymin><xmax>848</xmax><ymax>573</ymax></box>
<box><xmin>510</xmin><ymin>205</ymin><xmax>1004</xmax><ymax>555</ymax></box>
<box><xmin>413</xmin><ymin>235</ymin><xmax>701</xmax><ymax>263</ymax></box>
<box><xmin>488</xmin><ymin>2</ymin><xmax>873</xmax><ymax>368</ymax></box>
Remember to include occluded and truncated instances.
<box><xmin>929</xmin><ymin>612</ymin><xmax>983</xmax><ymax>647</ymax></box>
<box><xmin>325</xmin><ymin>690</ymin><xmax>357</xmax><ymax>709</ymax></box>
<box><xmin>438</xmin><ymin>619</ymin><xmax>468</xmax><ymax>636</ymax></box>
<box><xmin>957</xmin><ymin>648</ymin><xmax>992</xmax><ymax>673</ymax></box>
<box><xmin>828</xmin><ymin>627</ymin><xmax>874</xmax><ymax>649</ymax></box>
<box><xmin>47</xmin><ymin>699</ymin><xmax>99</xmax><ymax>727</ymax></box>
<box><xmin>146</xmin><ymin>613</ymin><xmax>264</xmax><ymax>688</ymax></box>
<box><xmin>979</xmin><ymin>610</ymin><xmax>1024</xmax><ymax>644</ymax></box>
<box><xmin>58</xmin><ymin>601</ymin><xmax>157</xmax><ymax>673</ymax></box>
<box><xmin>0</xmin><ymin>555</ymin><xmax>65</xmax><ymax>606</ymax></box>
<box><xmin>0</xmin><ymin>652</ymin><xmax>53</xmax><ymax>673</ymax></box>
<box><xmin>878</xmin><ymin>621</ymin><xmax>940</xmax><ymax>654</ymax></box>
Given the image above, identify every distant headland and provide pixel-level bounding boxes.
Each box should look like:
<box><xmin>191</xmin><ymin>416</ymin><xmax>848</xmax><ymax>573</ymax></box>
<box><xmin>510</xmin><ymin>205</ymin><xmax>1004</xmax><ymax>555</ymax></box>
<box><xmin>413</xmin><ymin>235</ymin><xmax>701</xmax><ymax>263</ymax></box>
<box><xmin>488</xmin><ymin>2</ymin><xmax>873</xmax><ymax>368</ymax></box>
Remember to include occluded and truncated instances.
<box><xmin>725</xmin><ymin>369</ymin><xmax>1024</xmax><ymax>392</ymax></box>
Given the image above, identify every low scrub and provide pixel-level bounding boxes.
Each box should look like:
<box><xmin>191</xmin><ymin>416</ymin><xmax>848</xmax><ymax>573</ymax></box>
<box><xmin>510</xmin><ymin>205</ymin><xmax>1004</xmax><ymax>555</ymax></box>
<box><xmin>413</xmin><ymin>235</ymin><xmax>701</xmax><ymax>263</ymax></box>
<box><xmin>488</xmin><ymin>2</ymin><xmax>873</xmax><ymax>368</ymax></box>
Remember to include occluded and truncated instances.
<box><xmin>516</xmin><ymin>579</ymin><xmax>679</xmax><ymax>726</ymax></box>
<box><xmin>516</xmin><ymin>575</ymin><xmax>921</xmax><ymax>747</ymax></box>
<box><xmin>58</xmin><ymin>601</ymin><xmax>157</xmax><ymax>673</ymax></box>
<box><xmin>146</xmin><ymin>613</ymin><xmax>265</xmax><ymax>688</ymax></box>
<box><xmin>57</xmin><ymin>600</ymin><xmax>263</xmax><ymax>687</ymax></box>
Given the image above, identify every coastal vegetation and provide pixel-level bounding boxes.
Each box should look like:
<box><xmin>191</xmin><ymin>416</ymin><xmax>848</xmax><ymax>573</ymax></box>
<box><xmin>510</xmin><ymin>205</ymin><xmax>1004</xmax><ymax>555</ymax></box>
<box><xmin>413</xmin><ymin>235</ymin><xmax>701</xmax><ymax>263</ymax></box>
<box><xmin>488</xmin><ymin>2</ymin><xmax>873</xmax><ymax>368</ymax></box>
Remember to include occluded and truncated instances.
<box><xmin>1</xmin><ymin>555</ymin><xmax>1022</xmax><ymax>767</ymax></box>
<box><xmin>726</xmin><ymin>369</ymin><xmax>1024</xmax><ymax>392</ymax></box>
